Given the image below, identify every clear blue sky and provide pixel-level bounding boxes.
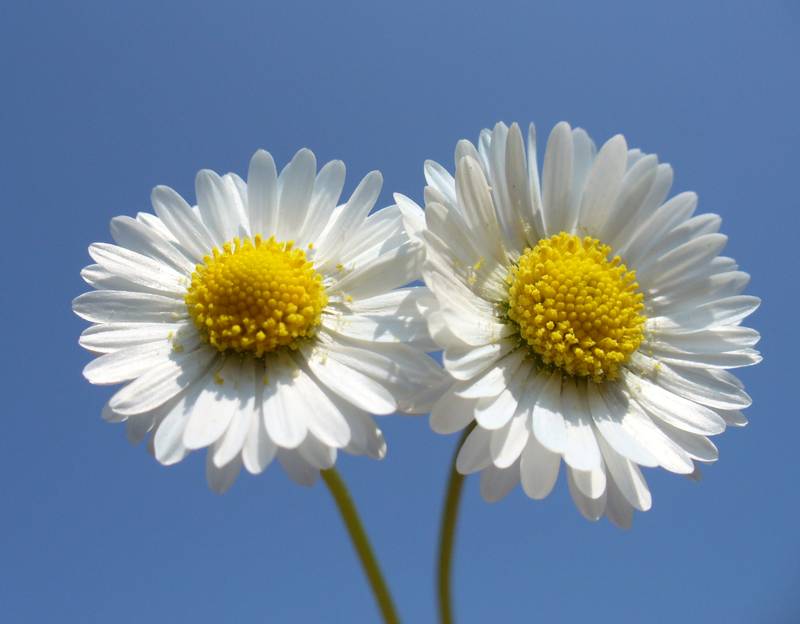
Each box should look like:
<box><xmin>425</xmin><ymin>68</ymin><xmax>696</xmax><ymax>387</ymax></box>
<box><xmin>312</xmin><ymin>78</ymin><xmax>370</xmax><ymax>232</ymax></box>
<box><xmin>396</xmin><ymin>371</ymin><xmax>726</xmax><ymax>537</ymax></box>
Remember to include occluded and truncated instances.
<box><xmin>2</xmin><ymin>1</ymin><xmax>797</xmax><ymax>622</ymax></box>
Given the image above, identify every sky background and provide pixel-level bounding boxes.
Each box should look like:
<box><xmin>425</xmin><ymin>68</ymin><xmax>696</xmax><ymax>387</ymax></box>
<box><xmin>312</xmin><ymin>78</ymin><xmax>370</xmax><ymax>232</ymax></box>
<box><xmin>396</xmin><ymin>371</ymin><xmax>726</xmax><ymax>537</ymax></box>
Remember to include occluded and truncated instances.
<box><xmin>2</xmin><ymin>1</ymin><xmax>798</xmax><ymax>622</ymax></box>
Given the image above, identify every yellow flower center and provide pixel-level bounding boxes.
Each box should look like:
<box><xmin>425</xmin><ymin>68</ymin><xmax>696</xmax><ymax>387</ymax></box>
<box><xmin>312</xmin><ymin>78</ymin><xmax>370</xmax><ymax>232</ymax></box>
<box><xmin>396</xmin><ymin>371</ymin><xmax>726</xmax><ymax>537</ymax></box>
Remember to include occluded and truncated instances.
<box><xmin>506</xmin><ymin>232</ymin><xmax>645</xmax><ymax>382</ymax></box>
<box><xmin>185</xmin><ymin>235</ymin><xmax>327</xmax><ymax>357</ymax></box>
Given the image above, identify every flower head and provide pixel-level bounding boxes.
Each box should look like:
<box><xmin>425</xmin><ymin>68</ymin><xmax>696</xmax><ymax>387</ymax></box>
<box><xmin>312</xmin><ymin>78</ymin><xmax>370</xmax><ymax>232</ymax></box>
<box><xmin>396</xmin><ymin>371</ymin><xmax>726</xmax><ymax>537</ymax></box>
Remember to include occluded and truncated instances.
<box><xmin>74</xmin><ymin>148</ymin><xmax>442</xmax><ymax>492</ymax></box>
<box><xmin>418</xmin><ymin>122</ymin><xmax>760</xmax><ymax>527</ymax></box>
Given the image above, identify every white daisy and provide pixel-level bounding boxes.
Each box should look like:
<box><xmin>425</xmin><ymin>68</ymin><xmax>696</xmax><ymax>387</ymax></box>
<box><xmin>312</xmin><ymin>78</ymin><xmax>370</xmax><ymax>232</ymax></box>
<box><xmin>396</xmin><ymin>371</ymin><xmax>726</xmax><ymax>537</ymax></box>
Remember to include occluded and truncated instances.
<box><xmin>74</xmin><ymin>148</ymin><xmax>443</xmax><ymax>492</ymax></box>
<box><xmin>417</xmin><ymin>122</ymin><xmax>760</xmax><ymax>527</ymax></box>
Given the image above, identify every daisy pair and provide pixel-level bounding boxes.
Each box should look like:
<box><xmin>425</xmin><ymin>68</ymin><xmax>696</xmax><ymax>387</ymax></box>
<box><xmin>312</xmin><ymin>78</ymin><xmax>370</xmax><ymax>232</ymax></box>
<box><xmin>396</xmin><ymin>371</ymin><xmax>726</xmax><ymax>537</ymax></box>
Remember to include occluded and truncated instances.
<box><xmin>74</xmin><ymin>123</ymin><xmax>760</xmax><ymax>526</ymax></box>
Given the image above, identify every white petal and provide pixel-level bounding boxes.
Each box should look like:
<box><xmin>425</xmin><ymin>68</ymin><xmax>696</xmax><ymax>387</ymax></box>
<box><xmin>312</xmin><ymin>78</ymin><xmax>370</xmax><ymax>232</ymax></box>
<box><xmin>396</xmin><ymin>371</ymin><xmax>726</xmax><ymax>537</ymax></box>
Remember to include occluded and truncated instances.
<box><xmin>302</xmin><ymin>344</ymin><xmax>397</xmax><ymax>415</ymax></box>
<box><xmin>153</xmin><ymin>369</ymin><xmax>216</xmax><ymax>466</ymax></box>
<box><xmin>541</xmin><ymin>121</ymin><xmax>574</xmax><ymax>236</ymax></box>
<box><xmin>222</xmin><ymin>174</ymin><xmax>250</xmax><ymax>237</ymax></box>
<box><xmin>424</xmin><ymin>273</ymin><xmax>512</xmax><ymax>347</ymax></box>
<box><xmin>84</xmin><ymin>341</ymin><xmax>182</xmax><ymax>385</ymax></box>
<box><xmin>455</xmin><ymin>138</ymin><xmax>481</xmax><ymax>171</ymax></box>
<box><xmin>242</xmin><ymin>397</ymin><xmax>277</xmax><ymax>474</ymax></box>
<box><xmin>650</xmin><ymin>415</ymin><xmax>719</xmax><ymax>461</ymax></box>
<box><xmin>213</xmin><ymin>360</ymin><xmax>258</xmax><ymax>467</ymax></box>
<box><xmin>490</xmin><ymin>412</ymin><xmax>530</xmax><ymax>469</ymax></box>
<box><xmin>597</xmin><ymin>155</ymin><xmax>657</xmax><ymax>243</ymax></box>
<box><xmin>454</xmin><ymin>156</ymin><xmax>507</xmax><ymax>265</ymax></box>
<box><xmin>183</xmin><ymin>358</ymin><xmax>241</xmax><ymax>450</ymax></box>
<box><xmin>587</xmin><ymin>380</ymin><xmax>658</xmax><ymax>467</ymax></box>
<box><xmin>578</xmin><ymin>134</ymin><xmax>628</xmax><ymax>236</ymax></box>
<box><xmin>73</xmin><ymin>290</ymin><xmax>187</xmax><ymax>323</ymax></box>
<box><xmin>647</xmin><ymin>347</ymin><xmax>762</xmax><ymax>369</ymax></box>
<box><xmin>126</xmin><ymin>412</ymin><xmax>156</xmax><ymax>444</ymax></box>
<box><xmin>247</xmin><ymin>149</ymin><xmax>278</xmax><ymax>239</ymax></box>
<box><xmin>323</xmin><ymin>308</ymin><xmax>435</xmax><ymax>350</ymax></box>
<box><xmin>430</xmin><ymin>381</ymin><xmax>479</xmax><ymax>434</ymax></box>
<box><xmin>195</xmin><ymin>169</ymin><xmax>240</xmax><ymax>245</ymax></box>
<box><xmin>393</xmin><ymin>193</ymin><xmax>426</xmax><ymax>244</ymax></box>
<box><xmin>596</xmin><ymin>434</ymin><xmax>652</xmax><ymax>511</ymax></box>
<box><xmin>297</xmin><ymin>435</ymin><xmax>337</xmax><ymax>470</ymax></box>
<box><xmin>321</xmin><ymin>339</ymin><xmax>444</xmax><ymax>415</ymax></box>
<box><xmin>424</xmin><ymin>160</ymin><xmax>457</xmax><ymax>208</ymax></box>
<box><xmin>342</xmin><ymin>287</ymin><xmax>429</xmax><ymax>316</ymax></box>
<box><xmin>627</xmin><ymin>162</ymin><xmax>673</xmax><ymax>229</ymax></box>
<box><xmin>622</xmin><ymin>370</ymin><xmax>726</xmax><ymax>435</ymax></box>
<box><xmin>640</xmin><ymin>234</ymin><xmax>728</xmax><ymax>289</ymax></box>
<box><xmin>647</xmin><ymin>296</ymin><xmax>761</xmax><ymax>331</ymax></box>
<box><xmin>102</xmin><ymin>401</ymin><xmax>126</xmax><ymax>423</ymax></box>
<box><xmin>150</xmin><ymin>185</ymin><xmax>215</xmax><ymax>261</ymax></box>
<box><xmin>504</xmin><ymin>123</ymin><xmax>539</xmax><ymax>245</ymax></box>
<box><xmin>317</xmin><ymin>170</ymin><xmax>383</xmax><ymax>261</ymax></box>
<box><xmin>651</xmin><ymin>327</ymin><xmax>759</xmax><ymax>354</ymax></box>
<box><xmin>262</xmin><ymin>357</ymin><xmax>308</xmax><ymax>449</ymax></box>
<box><xmin>205</xmin><ymin>449</ymin><xmax>241</xmax><ymax>494</ymax></box>
<box><xmin>109</xmin><ymin>347</ymin><xmax>215</xmax><ymax>416</ymax></box>
<box><xmin>615</xmin><ymin>190</ymin><xmax>695</xmax><ymax>264</ymax></box>
<box><xmin>561</xmin><ymin>380</ymin><xmax>603</xmax><ymax>473</ymax></box>
<box><xmin>136</xmin><ymin>212</ymin><xmax>177</xmax><ymax>242</ymax></box>
<box><xmin>278</xmin><ymin>450</ymin><xmax>319</xmax><ymax>486</ymax></box>
<box><xmin>571</xmin><ymin>465</ymin><xmax>607</xmax><ymax>501</ymax></box>
<box><xmin>635</xmin><ymin>214</ymin><xmax>721</xmax><ymax>275</ymax></box>
<box><xmin>567</xmin><ymin>467</ymin><xmax>606</xmax><ymax>521</ymax></box>
<box><xmin>605</xmin><ymin>477</ymin><xmax>635</xmax><ymax>529</ymax></box>
<box><xmin>276</xmin><ymin>148</ymin><xmax>316</xmax><ymax>241</ymax></box>
<box><xmin>79</xmin><ymin>322</ymin><xmax>187</xmax><ymax>354</ymax></box>
<box><xmin>290</xmin><ymin>364</ymin><xmax>351</xmax><ymax>448</ymax></box>
<box><xmin>631</xmin><ymin>353</ymin><xmax>752</xmax><ymax>410</ymax></box>
<box><xmin>89</xmin><ymin>242</ymin><xmax>186</xmax><ymax>295</ymax></box>
<box><xmin>479</xmin><ymin>461</ymin><xmax>521</xmax><ymax>503</ymax></box>
<box><xmin>474</xmin><ymin>362</ymin><xmax>530</xmax><ymax>430</ymax></box>
<box><xmin>81</xmin><ymin>263</ymin><xmax>182</xmax><ymax>297</ymax></box>
<box><xmin>718</xmin><ymin>409</ymin><xmax>748</xmax><ymax>427</ymax></box>
<box><xmin>109</xmin><ymin>215</ymin><xmax>195</xmax><ymax>274</ymax></box>
<box><xmin>568</xmin><ymin>128</ymin><xmax>596</xmax><ymax>234</ymax></box>
<box><xmin>486</xmin><ymin>123</ymin><xmax>527</xmax><ymax>253</ymax></box>
<box><xmin>444</xmin><ymin>338</ymin><xmax>517</xmax><ymax>381</ymax></box>
<box><xmin>300</xmin><ymin>160</ymin><xmax>346</xmax><ymax>245</ymax></box>
<box><xmin>649</xmin><ymin>271</ymin><xmax>750</xmax><ymax>315</ymax></box>
<box><xmin>331</xmin><ymin>242</ymin><xmax>418</xmax><ymax>300</ymax></box>
<box><xmin>526</xmin><ymin>123</ymin><xmax>546</xmax><ymax>239</ymax></box>
<box><xmin>456</xmin><ymin>426</ymin><xmax>493</xmax><ymax>474</ymax></box>
<box><xmin>519</xmin><ymin>434</ymin><xmax>560</xmax><ymax>499</ymax></box>
<box><xmin>424</xmin><ymin>201</ymin><xmax>508</xmax><ymax>300</ymax></box>
<box><xmin>343</xmin><ymin>409</ymin><xmax>386</xmax><ymax>459</ymax></box>
<box><xmin>603</xmin><ymin>385</ymin><xmax>695</xmax><ymax>474</ymax></box>
<box><xmin>531</xmin><ymin>370</ymin><xmax>567</xmax><ymax>454</ymax></box>
<box><xmin>331</xmin><ymin>205</ymin><xmax>406</xmax><ymax>268</ymax></box>
<box><xmin>455</xmin><ymin>349</ymin><xmax>526</xmax><ymax>399</ymax></box>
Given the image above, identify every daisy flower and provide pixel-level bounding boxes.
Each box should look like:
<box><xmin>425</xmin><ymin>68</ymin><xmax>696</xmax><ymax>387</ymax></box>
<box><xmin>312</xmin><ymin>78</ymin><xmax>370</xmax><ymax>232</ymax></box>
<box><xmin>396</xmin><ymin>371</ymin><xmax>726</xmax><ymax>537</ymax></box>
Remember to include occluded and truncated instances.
<box><xmin>418</xmin><ymin>122</ymin><xmax>760</xmax><ymax>527</ymax></box>
<box><xmin>74</xmin><ymin>148</ymin><xmax>442</xmax><ymax>492</ymax></box>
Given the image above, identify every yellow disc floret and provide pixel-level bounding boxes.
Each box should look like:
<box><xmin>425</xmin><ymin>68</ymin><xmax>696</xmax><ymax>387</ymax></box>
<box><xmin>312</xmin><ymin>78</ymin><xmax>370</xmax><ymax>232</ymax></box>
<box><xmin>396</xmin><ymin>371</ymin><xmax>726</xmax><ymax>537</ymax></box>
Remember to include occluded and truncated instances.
<box><xmin>506</xmin><ymin>232</ymin><xmax>645</xmax><ymax>382</ymax></box>
<box><xmin>185</xmin><ymin>235</ymin><xmax>327</xmax><ymax>357</ymax></box>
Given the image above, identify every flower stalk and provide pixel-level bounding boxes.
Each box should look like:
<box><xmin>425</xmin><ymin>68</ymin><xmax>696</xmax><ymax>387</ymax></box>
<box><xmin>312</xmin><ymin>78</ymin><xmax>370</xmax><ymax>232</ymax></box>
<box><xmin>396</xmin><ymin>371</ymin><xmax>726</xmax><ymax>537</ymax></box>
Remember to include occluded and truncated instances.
<box><xmin>436</xmin><ymin>423</ymin><xmax>475</xmax><ymax>624</ymax></box>
<box><xmin>322</xmin><ymin>468</ymin><xmax>400</xmax><ymax>624</ymax></box>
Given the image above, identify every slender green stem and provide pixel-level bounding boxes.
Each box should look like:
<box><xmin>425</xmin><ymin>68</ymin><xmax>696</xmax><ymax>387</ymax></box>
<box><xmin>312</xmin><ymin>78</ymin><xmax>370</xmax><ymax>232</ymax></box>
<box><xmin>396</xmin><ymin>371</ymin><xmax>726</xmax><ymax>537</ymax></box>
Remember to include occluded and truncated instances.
<box><xmin>321</xmin><ymin>468</ymin><xmax>400</xmax><ymax>624</ymax></box>
<box><xmin>436</xmin><ymin>424</ymin><xmax>475</xmax><ymax>624</ymax></box>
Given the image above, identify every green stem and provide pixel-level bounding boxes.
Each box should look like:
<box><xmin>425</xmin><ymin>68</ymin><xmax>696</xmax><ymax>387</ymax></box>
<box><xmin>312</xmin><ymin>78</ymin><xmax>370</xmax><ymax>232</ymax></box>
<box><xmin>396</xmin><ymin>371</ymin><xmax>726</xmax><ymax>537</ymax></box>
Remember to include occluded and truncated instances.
<box><xmin>321</xmin><ymin>468</ymin><xmax>400</xmax><ymax>624</ymax></box>
<box><xmin>436</xmin><ymin>424</ymin><xmax>475</xmax><ymax>624</ymax></box>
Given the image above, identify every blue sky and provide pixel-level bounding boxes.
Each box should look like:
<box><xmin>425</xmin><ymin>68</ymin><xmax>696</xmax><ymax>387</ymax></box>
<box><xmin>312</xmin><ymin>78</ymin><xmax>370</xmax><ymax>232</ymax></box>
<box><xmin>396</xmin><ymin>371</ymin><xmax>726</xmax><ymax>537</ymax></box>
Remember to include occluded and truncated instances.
<box><xmin>2</xmin><ymin>1</ymin><xmax>798</xmax><ymax>622</ymax></box>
